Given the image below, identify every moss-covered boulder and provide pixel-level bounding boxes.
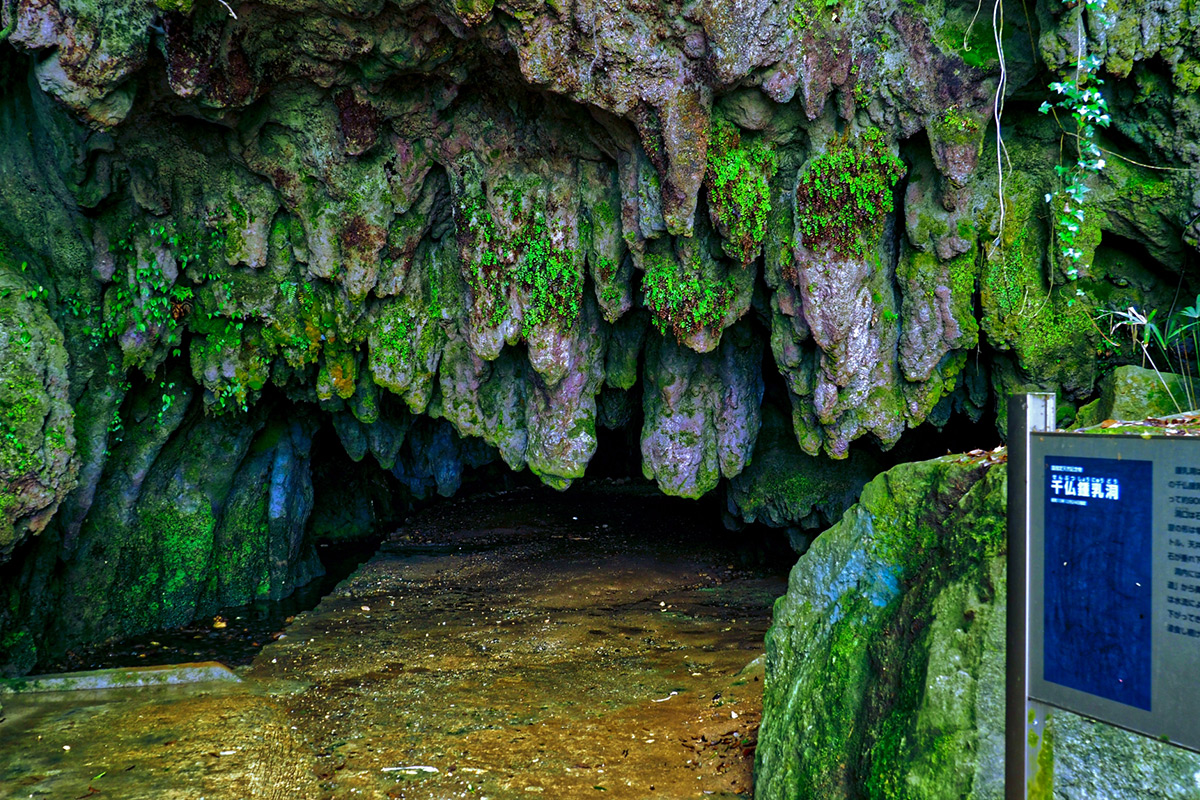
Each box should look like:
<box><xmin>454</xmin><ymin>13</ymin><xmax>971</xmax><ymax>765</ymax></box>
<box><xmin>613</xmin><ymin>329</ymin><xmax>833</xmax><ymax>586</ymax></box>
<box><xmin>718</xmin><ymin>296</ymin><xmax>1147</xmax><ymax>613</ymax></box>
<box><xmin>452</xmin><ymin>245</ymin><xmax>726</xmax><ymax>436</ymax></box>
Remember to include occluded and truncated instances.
<box><xmin>756</xmin><ymin>452</ymin><xmax>1200</xmax><ymax>799</ymax></box>
<box><xmin>1074</xmin><ymin>365</ymin><xmax>1200</xmax><ymax>428</ymax></box>
<box><xmin>0</xmin><ymin>265</ymin><xmax>77</xmax><ymax>563</ymax></box>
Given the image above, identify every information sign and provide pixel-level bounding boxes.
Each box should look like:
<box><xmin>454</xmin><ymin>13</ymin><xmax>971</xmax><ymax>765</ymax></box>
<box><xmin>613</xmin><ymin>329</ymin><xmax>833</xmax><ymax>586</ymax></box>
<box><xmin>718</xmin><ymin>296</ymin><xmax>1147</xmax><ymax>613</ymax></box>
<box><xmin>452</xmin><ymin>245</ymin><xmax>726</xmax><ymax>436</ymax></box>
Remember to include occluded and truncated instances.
<box><xmin>1028</xmin><ymin>434</ymin><xmax>1200</xmax><ymax>747</ymax></box>
<box><xmin>1008</xmin><ymin>394</ymin><xmax>1200</xmax><ymax>799</ymax></box>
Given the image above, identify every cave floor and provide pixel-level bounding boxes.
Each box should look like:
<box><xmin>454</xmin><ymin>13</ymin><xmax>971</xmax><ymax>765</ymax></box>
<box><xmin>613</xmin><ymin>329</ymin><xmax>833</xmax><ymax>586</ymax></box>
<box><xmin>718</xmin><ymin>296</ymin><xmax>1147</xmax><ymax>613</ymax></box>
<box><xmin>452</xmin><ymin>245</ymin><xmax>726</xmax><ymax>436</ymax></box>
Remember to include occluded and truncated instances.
<box><xmin>0</xmin><ymin>484</ymin><xmax>785</xmax><ymax>800</ymax></box>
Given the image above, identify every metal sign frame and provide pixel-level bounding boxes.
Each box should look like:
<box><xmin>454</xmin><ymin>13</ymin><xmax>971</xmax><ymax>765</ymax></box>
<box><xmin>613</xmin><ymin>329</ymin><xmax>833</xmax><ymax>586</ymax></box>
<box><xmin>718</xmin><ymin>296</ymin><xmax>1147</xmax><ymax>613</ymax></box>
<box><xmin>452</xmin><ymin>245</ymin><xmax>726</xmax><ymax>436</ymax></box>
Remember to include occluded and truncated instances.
<box><xmin>1007</xmin><ymin>394</ymin><xmax>1200</xmax><ymax>798</ymax></box>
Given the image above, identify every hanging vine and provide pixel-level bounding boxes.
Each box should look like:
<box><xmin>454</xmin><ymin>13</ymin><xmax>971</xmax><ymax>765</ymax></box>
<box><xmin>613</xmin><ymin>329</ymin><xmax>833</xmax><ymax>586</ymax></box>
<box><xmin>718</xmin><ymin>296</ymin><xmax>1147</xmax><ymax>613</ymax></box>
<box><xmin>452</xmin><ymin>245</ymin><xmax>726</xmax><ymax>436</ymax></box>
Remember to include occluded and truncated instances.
<box><xmin>1039</xmin><ymin>0</ymin><xmax>1111</xmax><ymax>292</ymax></box>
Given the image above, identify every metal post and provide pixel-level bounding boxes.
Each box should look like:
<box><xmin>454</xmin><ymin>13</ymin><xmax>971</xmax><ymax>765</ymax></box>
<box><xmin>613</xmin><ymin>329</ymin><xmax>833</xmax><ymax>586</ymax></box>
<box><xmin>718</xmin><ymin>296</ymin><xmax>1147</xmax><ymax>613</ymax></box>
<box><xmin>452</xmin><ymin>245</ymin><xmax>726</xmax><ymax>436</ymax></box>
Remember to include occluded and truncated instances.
<box><xmin>1006</xmin><ymin>393</ymin><xmax>1055</xmax><ymax>800</ymax></box>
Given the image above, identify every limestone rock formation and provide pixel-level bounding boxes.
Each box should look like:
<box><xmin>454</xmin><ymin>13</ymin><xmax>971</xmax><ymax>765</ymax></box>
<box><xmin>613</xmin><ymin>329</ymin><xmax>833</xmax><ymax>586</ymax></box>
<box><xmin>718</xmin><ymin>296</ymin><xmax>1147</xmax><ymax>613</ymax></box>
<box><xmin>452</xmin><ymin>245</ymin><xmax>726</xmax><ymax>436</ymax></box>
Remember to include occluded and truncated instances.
<box><xmin>726</xmin><ymin>403</ymin><xmax>879</xmax><ymax>540</ymax></box>
<box><xmin>0</xmin><ymin>258</ymin><xmax>77</xmax><ymax>562</ymax></box>
<box><xmin>0</xmin><ymin>0</ymin><xmax>1196</xmax><ymax>671</ymax></box>
<box><xmin>756</xmin><ymin>451</ymin><xmax>1200</xmax><ymax>799</ymax></box>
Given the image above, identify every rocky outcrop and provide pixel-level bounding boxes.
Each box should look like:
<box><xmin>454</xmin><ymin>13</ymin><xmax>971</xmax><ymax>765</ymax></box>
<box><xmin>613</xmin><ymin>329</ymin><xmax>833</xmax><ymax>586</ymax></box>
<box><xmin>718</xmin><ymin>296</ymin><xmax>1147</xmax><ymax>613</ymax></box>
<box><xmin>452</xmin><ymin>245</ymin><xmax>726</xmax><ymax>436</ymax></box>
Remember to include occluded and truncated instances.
<box><xmin>0</xmin><ymin>0</ymin><xmax>1196</xmax><ymax>666</ymax></box>
<box><xmin>0</xmin><ymin>257</ymin><xmax>77</xmax><ymax>561</ymax></box>
<box><xmin>1074</xmin><ymin>365</ymin><xmax>1200</xmax><ymax>427</ymax></box>
<box><xmin>756</xmin><ymin>450</ymin><xmax>1200</xmax><ymax>799</ymax></box>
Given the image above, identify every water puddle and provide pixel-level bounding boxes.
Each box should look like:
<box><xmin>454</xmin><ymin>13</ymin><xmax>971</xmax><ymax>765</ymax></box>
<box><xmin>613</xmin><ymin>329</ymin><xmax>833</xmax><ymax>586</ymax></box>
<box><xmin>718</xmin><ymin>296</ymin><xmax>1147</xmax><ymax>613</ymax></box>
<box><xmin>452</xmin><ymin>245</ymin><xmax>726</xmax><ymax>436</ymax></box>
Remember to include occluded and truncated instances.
<box><xmin>0</xmin><ymin>484</ymin><xmax>786</xmax><ymax>799</ymax></box>
<box><xmin>39</xmin><ymin>540</ymin><xmax>381</xmax><ymax>673</ymax></box>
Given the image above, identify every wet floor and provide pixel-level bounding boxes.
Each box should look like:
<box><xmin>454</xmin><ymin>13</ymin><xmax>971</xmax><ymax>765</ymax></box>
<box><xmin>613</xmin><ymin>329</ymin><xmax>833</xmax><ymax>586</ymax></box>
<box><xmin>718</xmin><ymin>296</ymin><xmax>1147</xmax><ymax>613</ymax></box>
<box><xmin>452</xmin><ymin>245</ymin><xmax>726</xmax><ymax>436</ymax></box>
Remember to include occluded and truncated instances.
<box><xmin>0</xmin><ymin>484</ymin><xmax>787</xmax><ymax>799</ymax></box>
<box><xmin>37</xmin><ymin>539</ymin><xmax>381</xmax><ymax>674</ymax></box>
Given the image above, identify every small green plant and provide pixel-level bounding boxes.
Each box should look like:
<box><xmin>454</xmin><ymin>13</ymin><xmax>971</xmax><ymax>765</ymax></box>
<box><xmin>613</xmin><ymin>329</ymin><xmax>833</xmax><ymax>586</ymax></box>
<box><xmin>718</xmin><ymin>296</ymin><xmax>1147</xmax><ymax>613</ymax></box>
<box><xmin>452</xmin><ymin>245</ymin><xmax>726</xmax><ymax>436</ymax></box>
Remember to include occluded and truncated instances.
<box><xmin>458</xmin><ymin>196</ymin><xmax>511</xmax><ymax>327</ymax></box>
<box><xmin>93</xmin><ymin>222</ymin><xmax>206</xmax><ymax>367</ymax></box>
<box><xmin>459</xmin><ymin>195</ymin><xmax>582</xmax><ymax>335</ymax></box>
<box><xmin>794</xmin><ymin>128</ymin><xmax>905</xmax><ymax>263</ymax></box>
<box><xmin>156</xmin><ymin>380</ymin><xmax>177</xmax><ymax>424</ymax></box>
<box><xmin>1039</xmin><ymin>0</ymin><xmax>1110</xmax><ymax>290</ymax></box>
<box><xmin>515</xmin><ymin>217</ymin><xmax>581</xmax><ymax>335</ymax></box>
<box><xmin>705</xmin><ymin>119</ymin><xmax>779</xmax><ymax>265</ymax></box>
<box><xmin>642</xmin><ymin>252</ymin><xmax>733</xmax><ymax>338</ymax></box>
<box><xmin>1100</xmin><ymin>300</ymin><xmax>1200</xmax><ymax>412</ymax></box>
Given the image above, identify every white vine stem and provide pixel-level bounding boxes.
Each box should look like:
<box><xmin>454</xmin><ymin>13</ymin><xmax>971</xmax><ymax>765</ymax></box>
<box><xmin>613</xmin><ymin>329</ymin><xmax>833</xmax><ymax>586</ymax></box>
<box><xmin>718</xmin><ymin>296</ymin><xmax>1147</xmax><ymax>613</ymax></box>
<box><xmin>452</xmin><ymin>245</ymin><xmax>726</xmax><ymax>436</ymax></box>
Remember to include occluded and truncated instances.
<box><xmin>989</xmin><ymin>0</ymin><xmax>1008</xmax><ymax>255</ymax></box>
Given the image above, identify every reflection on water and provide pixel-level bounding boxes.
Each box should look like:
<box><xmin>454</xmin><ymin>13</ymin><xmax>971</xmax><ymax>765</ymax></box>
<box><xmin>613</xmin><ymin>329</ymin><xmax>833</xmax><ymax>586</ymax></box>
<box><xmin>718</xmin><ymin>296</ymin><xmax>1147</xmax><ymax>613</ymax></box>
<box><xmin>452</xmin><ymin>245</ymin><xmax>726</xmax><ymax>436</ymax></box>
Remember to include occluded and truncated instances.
<box><xmin>40</xmin><ymin>539</ymin><xmax>381</xmax><ymax>674</ymax></box>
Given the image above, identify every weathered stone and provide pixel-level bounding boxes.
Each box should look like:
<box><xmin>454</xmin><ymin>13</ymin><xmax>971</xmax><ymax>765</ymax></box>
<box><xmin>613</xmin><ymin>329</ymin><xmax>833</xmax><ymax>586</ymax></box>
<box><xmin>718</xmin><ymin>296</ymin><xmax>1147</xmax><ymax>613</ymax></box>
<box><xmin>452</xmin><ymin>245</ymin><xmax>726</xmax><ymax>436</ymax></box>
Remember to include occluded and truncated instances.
<box><xmin>0</xmin><ymin>264</ymin><xmax>77</xmax><ymax>563</ymax></box>
<box><xmin>756</xmin><ymin>450</ymin><xmax>1200</xmax><ymax>799</ymax></box>
<box><xmin>641</xmin><ymin>320</ymin><xmax>763</xmax><ymax>498</ymax></box>
<box><xmin>1075</xmin><ymin>365</ymin><xmax>1200</xmax><ymax>427</ymax></box>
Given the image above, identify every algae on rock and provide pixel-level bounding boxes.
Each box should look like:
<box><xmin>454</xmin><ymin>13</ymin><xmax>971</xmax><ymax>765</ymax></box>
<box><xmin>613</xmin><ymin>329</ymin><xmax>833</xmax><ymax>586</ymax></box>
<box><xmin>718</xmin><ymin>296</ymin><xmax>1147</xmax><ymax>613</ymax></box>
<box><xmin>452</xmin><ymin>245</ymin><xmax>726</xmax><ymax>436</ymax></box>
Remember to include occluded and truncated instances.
<box><xmin>0</xmin><ymin>0</ymin><xmax>1197</xmax><ymax>678</ymax></box>
<box><xmin>756</xmin><ymin>451</ymin><xmax>1200</xmax><ymax>799</ymax></box>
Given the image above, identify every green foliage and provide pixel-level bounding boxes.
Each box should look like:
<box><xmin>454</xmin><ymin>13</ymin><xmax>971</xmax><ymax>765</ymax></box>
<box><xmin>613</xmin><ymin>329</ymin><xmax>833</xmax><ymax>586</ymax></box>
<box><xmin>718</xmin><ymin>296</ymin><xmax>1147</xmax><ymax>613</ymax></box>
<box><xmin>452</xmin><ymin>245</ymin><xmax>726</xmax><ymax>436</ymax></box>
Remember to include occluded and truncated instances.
<box><xmin>0</xmin><ymin>371</ymin><xmax>44</xmax><ymax>486</ymax></box>
<box><xmin>1039</xmin><ymin>0</ymin><xmax>1110</xmax><ymax>284</ymax></box>
<box><xmin>90</xmin><ymin>215</ymin><xmax>300</xmax><ymax>416</ymax></box>
<box><xmin>983</xmin><ymin>218</ymin><xmax>1094</xmax><ymax>377</ymax></box>
<box><xmin>592</xmin><ymin>200</ymin><xmax>617</xmax><ymax>227</ymax></box>
<box><xmin>642</xmin><ymin>252</ymin><xmax>732</xmax><ymax>338</ymax></box>
<box><xmin>598</xmin><ymin>259</ymin><xmax>623</xmax><ymax>308</ymax></box>
<box><xmin>515</xmin><ymin>217</ymin><xmax>582</xmax><ymax>334</ymax></box>
<box><xmin>795</xmin><ymin>128</ymin><xmax>905</xmax><ymax>260</ymax></box>
<box><xmin>787</xmin><ymin>0</ymin><xmax>838</xmax><ymax>31</ymax></box>
<box><xmin>141</xmin><ymin>503</ymin><xmax>217</xmax><ymax>626</ymax></box>
<box><xmin>1101</xmin><ymin>298</ymin><xmax>1200</xmax><ymax>412</ymax></box>
<box><xmin>459</xmin><ymin>195</ymin><xmax>582</xmax><ymax>334</ymax></box>
<box><xmin>263</xmin><ymin>279</ymin><xmax>325</xmax><ymax>367</ymax></box>
<box><xmin>95</xmin><ymin>223</ymin><xmax>200</xmax><ymax>367</ymax></box>
<box><xmin>459</xmin><ymin>196</ymin><xmax>510</xmax><ymax>327</ymax></box>
<box><xmin>705</xmin><ymin>118</ymin><xmax>779</xmax><ymax>264</ymax></box>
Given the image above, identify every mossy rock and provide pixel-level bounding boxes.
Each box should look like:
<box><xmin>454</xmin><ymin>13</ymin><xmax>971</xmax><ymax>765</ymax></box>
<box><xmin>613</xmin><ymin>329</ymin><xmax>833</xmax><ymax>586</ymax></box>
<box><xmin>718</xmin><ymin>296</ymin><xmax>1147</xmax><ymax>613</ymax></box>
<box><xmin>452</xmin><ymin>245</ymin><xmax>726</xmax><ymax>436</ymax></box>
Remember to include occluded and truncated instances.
<box><xmin>0</xmin><ymin>267</ymin><xmax>77</xmax><ymax>563</ymax></box>
<box><xmin>757</xmin><ymin>445</ymin><xmax>1200</xmax><ymax>798</ymax></box>
<box><xmin>1075</xmin><ymin>365</ymin><xmax>1200</xmax><ymax>428</ymax></box>
<box><xmin>756</xmin><ymin>454</ymin><xmax>1006</xmax><ymax>799</ymax></box>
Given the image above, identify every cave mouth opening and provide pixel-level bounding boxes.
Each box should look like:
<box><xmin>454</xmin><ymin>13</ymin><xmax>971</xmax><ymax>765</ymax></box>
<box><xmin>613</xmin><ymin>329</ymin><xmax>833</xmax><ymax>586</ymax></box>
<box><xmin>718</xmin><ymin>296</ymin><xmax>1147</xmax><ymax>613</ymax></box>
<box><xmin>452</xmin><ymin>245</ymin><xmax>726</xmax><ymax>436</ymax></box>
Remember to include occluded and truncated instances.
<box><xmin>38</xmin><ymin>402</ymin><xmax>802</xmax><ymax>674</ymax></box>
<box><xmin>20</xmin><ymin>304</ymin><xmax>1014</xmax><ymax>679</ymax></box>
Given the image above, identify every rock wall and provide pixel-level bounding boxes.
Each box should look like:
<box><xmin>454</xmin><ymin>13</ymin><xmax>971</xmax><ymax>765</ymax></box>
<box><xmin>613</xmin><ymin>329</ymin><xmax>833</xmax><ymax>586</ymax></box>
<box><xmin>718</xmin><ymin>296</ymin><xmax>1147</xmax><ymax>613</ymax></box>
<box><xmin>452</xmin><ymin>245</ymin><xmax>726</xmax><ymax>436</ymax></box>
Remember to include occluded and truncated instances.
<box><xmin>756</xmin><ymin>449</ymin><xmax>1200</xmax><ymax>799</ymax></box>
<box><xmin>0</xmin><ymin>0</ymin><xmax>1196</xmax><ymax>667</ymax></box>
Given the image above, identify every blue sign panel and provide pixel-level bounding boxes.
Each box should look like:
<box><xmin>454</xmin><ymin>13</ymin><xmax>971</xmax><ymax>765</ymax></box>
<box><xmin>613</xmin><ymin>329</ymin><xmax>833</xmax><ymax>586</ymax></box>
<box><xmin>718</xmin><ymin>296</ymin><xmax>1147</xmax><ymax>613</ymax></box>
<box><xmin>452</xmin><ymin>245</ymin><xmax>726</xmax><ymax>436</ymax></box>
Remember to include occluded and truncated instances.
<box><xmin>1043</xmin><ymin>455</ymin><xmax>1153</xmax><ymax>711</ymax></box>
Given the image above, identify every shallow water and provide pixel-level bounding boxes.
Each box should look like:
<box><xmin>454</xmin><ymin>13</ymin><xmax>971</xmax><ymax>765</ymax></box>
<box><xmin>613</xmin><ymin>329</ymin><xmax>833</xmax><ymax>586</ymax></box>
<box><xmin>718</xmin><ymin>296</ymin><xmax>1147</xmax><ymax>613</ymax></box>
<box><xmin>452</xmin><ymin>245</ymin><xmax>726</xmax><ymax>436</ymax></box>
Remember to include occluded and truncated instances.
<box><xmin>37</xmin><ymin>539</ymin><xmax>381</xmax><ymax>674</ymax></box>
<box><xmin>0</xmin><ymin>485</ymin><xmax>787</xmax><ymax>799</ymax></box>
